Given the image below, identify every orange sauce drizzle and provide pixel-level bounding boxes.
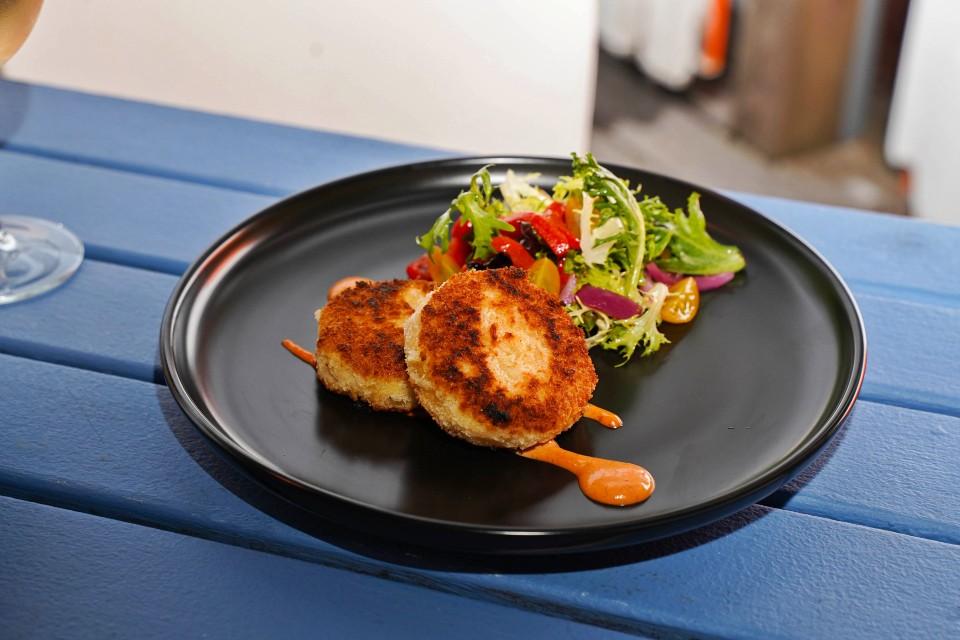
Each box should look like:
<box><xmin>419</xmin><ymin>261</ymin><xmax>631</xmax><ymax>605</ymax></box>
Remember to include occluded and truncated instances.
<box><xmin>520</xmin><ymin>440</ymin><xmax>654</xmax><ymax>506</ymax></box>
<box><xmin>281</xmin><ymin>339</ymin><xmax>316</xmax><ymax>367</ymax></box>
<box><xmin>584</xmin><ymin>403</ymin><xmax>623</xmax><ymax>429</ymax></box>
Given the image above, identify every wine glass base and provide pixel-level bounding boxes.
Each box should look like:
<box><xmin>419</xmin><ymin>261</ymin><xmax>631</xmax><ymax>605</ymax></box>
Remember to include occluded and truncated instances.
<box><xmin>0</xmin><ymin>215</ymin><xmax>84</xmax><ymax>305</ymax></box>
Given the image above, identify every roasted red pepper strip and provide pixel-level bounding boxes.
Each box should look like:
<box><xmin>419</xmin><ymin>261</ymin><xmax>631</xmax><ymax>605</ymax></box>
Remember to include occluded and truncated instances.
<box><xmin>530</xmin><ymin>215</ymin><xmax>581</xmax><ymax>258</ymax></box>
<box><xmin>500</xmin><ymin>211</ymin><xmax>535</xmax><ymax>240</ymax></box>
<box><xmin>490</xmin><ymin>235</ymin><xmax>535</xmax><ymax>269</ymax></box>
<box><xmin>544</xmin><ymin>201</ymin><xmax>569</xmax><ymax>228</ymax></box>
<box><xmin>451</xmin><ymin>218</ymin><xmax>472</xmax><ymax>241</ymax></box>
<box><xmin>446</xmin><ymin>236</ymin><xmax>470</xmax><ymax>267</ymax></box>
<box><xmin>406</xmin><ymin>254</ymin><xmax>432</xmax><ymax>280</ymax></box>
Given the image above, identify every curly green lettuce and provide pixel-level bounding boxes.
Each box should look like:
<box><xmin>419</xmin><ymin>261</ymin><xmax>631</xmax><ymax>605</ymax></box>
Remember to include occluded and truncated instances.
<box><xmin>557</xmin><ymin>153</ymin><xmax>647</xmax><ymax>300</ymax></box>
<box><xmin>649</xmin><ymin>193</ymin><xmax>746</xmax><ymax>275</ymax></box>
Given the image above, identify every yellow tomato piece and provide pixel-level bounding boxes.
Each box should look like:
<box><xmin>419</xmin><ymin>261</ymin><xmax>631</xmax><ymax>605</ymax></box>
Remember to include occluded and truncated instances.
<box><xmin>528</xmin><ymin>257</ymin><xmax>561</xmax><ymax>295</ymax></box>
<box><xmin>427</xmin><ymin>247</ymin><xmax>460</xmax><ymax>283</ymax></box>
<box><xmin>662</xmin><ymin>276</ymin><xmax>700</xmax><ymax>324</ymax></box>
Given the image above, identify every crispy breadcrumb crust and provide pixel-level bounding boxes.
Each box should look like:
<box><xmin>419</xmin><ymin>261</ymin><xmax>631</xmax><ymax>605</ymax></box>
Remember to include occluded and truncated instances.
<box><xmin>405</xmin><ymin>268</ymin><xmax>597</xmax><ymax>449</ymax></box>
<box><xmin>315</xmin><ymin>279</ymin><xmax>433</xmax><ymax>411</ymax></box>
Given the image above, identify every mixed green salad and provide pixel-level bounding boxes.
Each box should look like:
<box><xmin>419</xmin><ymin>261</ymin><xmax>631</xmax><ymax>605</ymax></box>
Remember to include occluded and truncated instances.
<box><xmin>408</xmin><ymin>154</ymin><xmax>746</xmax><ymax>363</ymax></box>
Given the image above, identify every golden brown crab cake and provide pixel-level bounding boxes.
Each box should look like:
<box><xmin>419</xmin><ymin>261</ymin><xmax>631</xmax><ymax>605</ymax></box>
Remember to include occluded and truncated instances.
<box><xmin>404</xmin><ymin>267</ymin><xmax>597</xmax><ymax>450</ymax></box>
<box><xmin>315</xmin><ymin>279</ymin><xmax>433</xmax><ymax>412</ymax></box>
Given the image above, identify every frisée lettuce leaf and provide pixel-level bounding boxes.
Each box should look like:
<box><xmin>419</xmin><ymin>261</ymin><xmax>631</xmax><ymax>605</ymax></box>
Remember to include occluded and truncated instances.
<box><xmin>567</xmin><ymin>282</ymin><xmax>670</xmax><ymax>363</ymax></box>
<box><xmin>560</xmin><ymin>153</ymin><xmax>647</xmax><ymax>300</ymax></box>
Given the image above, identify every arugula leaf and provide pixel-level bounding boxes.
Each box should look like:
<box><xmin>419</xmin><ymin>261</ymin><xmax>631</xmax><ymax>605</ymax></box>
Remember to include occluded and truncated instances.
<box><xmin>416</xmin><ymin>209</ymin><xmax>452</xmax><ymax>252</ymax></box>
<box><xmin>416</xmin><ymin>166</ymin><xmax>514</xmax><ymax>260</ymax></box>
<box><xmin>655</xmin><ymin>193</ymin><xmax>746</xmax><ymax>275</ymax></box>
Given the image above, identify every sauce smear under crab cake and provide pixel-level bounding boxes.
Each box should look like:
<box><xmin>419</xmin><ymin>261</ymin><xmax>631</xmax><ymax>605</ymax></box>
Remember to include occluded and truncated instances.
<box><xmin>315</xmin><ymin>278</ymin><xmax>433</xmax><ymax>412</ymax></box>
<box><xmin>404</xmin><ymin>267</ymin><xmax>598</xmax><ymax>450</ymax></box>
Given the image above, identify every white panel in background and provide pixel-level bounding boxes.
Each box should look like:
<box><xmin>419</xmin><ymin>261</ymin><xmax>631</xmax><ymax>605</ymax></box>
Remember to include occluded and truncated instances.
<box><xmin>4</xmin><ymin>0</ymin><xmax>598</xmax><ymax>155</ymax></box>
<box><xmin>885</xmin><ymin>0</ymin><xmax>960</xmax><ymax>224</ymax></box>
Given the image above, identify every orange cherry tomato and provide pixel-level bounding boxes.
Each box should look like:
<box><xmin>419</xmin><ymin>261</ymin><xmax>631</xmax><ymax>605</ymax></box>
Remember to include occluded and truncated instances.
<box><xmin>528</xmin><ymin>257</ymin><xmax>561</xmax><ymax>296</ymax></box>
<box><xmin>661</xmin><ymin>276</ymin><xmax>699</xmax><ymax>324</ymax></box>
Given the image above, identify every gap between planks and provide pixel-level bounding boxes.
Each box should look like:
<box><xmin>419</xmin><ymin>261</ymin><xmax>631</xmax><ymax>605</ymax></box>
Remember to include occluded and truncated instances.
<box><xmin>0</xmin><ymin>143</ymin><xmax>287</xmax><ymax>197</ymax></box>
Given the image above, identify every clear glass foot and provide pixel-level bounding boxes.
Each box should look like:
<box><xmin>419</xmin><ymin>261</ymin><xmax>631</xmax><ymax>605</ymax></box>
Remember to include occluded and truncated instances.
<box><xmin>0</xmin><ymin>215</ymin><xmax>84</xmax><ymax>304</ymax></box>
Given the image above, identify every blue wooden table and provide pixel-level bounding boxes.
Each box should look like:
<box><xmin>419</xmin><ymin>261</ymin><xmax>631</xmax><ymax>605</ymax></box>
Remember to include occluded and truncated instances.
<box><xmin>1</xmin><ymin>79</ymin><xmax>958</xmax><ymax>639</ymax></box>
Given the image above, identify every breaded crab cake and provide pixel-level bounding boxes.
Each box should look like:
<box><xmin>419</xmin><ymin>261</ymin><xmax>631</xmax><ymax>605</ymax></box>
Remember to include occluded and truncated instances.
<box><xmin>315</xmin><ymin>279</ymin><xmax>433</xmax><ymax>411</ymax></box>
<box><xmin>404</xmin><ymin>267</ymin><xmax>597</xmax><ymax>450</ymax></box>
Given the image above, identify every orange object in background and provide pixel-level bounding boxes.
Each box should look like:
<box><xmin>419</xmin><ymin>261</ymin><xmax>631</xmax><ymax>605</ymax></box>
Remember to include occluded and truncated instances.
<box><xmin>701</xmin><ymin>0</ymin><xmax>731</xmax><ymax>78</ymax></box>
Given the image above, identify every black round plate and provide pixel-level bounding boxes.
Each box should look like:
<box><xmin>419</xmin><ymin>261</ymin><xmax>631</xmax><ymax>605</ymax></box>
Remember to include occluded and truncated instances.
<box><xmin>161</xmin><ymin>157</ymin><xmax>865</xmax><ymax>554</ymax></box>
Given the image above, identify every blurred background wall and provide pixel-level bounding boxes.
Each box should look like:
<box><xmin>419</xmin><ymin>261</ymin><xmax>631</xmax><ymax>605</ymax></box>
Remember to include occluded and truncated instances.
<box><xmin>2</xmin><ymin>0</ymin><xmax>597</xmax><ymax>155</ymax></box>
<box><xmin>4</xmin><ymin>0</ymin><xmax>956</xmax><ymax>224</ymax></box>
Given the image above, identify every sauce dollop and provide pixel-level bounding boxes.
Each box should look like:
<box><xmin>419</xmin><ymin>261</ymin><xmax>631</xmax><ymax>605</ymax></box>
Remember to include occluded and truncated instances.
<box><xmin>520</xmin><ymin>440</ymin><xmax>654</xmax><ymax>506</ymax></box>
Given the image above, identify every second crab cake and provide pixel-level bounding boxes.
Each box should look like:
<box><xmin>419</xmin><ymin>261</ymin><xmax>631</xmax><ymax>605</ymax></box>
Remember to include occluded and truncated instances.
<box><xmin>404</xmin><ymin>267</ymin><xmax>598</xmax><ymax>450</ymax></box>
<box><xmin>315</xmin><ymin>279</ymin><xmax>433</xmax><ymax>412</ymax></box>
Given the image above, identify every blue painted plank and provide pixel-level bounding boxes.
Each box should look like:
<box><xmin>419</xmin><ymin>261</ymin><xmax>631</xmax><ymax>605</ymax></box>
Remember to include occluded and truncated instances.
<box><xmin>0</xmin><ymin>150</ymin><xmax>273</xmax><ymax>274</ymax></box>
<box><xmin>0</xmin><ymin>496</ymin><xmax>642</xmax><ymax>640</ymax></box>
<box><xmin>856</xmin><ymin>295</ymin><xmax>960</xmax><ymax>416</ymax></box>
<box><xmin>728</xmin><ymin>191</ymin><xmax>960</xmax><ymax>303</ymax></box>
<box><xmin>0</xmin><ymin>80</ymin><xmax>450</xmax><ymax>197</ymax></box>
<box><xmin>772</xmin><ymin>400</ymin><xmax>960</xmax><ymax>543</ymax></box>
<box><xmin>0</xmin><ymin>260</ymin><xmax>175</xmax><ymax>383</ymax></box>
<box><xmin>730</xmin><ymin>194</ymin><xmax>960</xmax><ymax>303</ymax></box>
<box><xmin>2</xmin><ymin>255</ymin><xmax>956</xmax><ymax>414</ymax></box>
<box><xmin>0</xmin><ymin>353</ymin><xmax>959</xmax><ymax>640</ymax></box>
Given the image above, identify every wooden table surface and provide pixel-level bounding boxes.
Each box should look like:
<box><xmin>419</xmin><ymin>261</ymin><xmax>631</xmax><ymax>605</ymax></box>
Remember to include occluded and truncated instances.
<box><xmin>1</xmin><ymin>80</ymin><xmax>958</xmax><ymax>639</ymax></box>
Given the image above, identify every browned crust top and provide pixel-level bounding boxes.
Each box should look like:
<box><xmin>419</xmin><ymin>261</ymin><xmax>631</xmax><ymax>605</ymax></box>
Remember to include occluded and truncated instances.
<box><xmin>416</xmin><ymin>268</ymin><xmax>597</xmax><ymax>439</ymax></box>
<box><xmin>316</xmin><ymin>279</ymin><xmax>433</xmax><ymax>379</ymax></box>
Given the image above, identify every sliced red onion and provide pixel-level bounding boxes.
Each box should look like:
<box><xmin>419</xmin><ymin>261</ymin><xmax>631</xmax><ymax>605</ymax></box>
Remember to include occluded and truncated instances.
<box><xmin>645</xmin><ymin>262</ymin><xmax>683</xmax><ymax>285</ymax></box>
<box><xmin>647</xmin><ymin>262</ymin><xmax>735</xmax><ymax>292</ymax></box>
<box><xmin>559</xmin><ymin>274</ymin><xmax>578</xmax><ymax>304</ymax></box>
<box><xmin>576</xmin><ymin>285</ymin><xmax>641</xmax><ymax>319</ymax></box>
<box><xmin>693</xmin><ymin>271</ymin><xmax>735</xmax><ymax>291</ymax></box>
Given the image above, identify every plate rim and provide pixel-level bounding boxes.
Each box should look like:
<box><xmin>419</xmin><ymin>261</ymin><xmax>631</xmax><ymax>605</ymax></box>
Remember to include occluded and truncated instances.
<box><xmin>160</xmin><ymin>155</ymin><xmax>867</xmax><ymax>547</ymax></box>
